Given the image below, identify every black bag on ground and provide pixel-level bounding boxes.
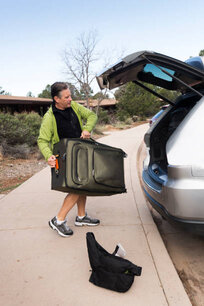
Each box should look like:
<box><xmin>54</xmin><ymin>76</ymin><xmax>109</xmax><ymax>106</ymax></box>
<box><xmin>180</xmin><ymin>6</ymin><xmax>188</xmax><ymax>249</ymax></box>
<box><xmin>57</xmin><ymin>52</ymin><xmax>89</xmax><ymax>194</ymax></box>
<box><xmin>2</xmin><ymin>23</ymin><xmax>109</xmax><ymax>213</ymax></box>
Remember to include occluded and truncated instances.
<box><xmin>52</xmin><ymin>138</ymin><xmax>127</xmax><ymax>196</ymax></box>
<box><xmin>86</xmin><ymin>232</ymin><xmax>142</xmax><ymax>292</ymax></box>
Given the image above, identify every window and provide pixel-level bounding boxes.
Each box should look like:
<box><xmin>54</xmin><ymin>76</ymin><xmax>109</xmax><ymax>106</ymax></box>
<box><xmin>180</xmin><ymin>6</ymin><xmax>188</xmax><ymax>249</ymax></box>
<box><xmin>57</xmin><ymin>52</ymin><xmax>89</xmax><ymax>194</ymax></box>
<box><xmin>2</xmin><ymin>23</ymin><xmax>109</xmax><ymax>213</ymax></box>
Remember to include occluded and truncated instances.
<box><xmin>143</xmin><ymin>64</ymin><xmax>175</xmax><ymax>82</ymax></box>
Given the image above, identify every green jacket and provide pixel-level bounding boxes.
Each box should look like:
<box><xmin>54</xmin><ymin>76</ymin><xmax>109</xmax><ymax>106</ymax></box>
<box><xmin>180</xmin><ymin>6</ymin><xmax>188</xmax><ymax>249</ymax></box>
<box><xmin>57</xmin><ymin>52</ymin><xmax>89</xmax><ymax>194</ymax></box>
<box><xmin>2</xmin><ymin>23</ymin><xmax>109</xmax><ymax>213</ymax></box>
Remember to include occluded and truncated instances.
<box><xmin>38</xmin><ymin>101</ymin><xmax>98</xmax><ymax>161</ymax></box>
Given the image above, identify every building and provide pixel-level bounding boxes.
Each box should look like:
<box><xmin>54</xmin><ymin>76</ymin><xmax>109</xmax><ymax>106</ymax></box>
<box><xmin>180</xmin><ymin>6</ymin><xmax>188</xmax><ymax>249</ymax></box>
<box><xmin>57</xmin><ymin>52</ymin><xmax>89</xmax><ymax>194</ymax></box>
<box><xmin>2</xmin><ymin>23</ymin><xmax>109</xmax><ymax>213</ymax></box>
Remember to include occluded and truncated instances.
<box><xmin>0</xmin><ymin>96</ymin><xmax>118</xmax><ymax>115</ymax></box>
<box><xmin>0</xmin><ymin>95</ymin><xmax>51</xmax><ymax>115</ymax></box>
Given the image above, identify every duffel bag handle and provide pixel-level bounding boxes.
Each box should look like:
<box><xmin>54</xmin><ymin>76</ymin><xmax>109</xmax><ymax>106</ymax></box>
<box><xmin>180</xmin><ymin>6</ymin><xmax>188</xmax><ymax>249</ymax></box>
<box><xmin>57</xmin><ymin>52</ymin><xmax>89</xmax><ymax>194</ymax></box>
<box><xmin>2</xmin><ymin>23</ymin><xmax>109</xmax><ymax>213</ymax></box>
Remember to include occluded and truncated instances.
<box><xmin>55</xmin><ymin>154</ymin><xmax>60</xmax><ymax>175</ymax></box>
<box><xmin>80</xmin><ymin>137</ymin><xmax>98</xmax><ymax>144</ymax></box>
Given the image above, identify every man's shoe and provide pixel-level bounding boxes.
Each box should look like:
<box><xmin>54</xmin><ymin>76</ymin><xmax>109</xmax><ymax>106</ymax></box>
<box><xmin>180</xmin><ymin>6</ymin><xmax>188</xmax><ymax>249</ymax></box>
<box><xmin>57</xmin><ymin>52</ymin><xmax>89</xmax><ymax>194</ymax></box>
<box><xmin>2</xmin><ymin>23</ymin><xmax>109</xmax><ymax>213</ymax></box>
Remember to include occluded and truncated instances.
<box><xmin>75</xmin><ymin>213</ymin><xmax>100</xmax><ymax>226</ymax></box>
<box><xmin>49</xmin><ymin>216</ymin><xmax>73</xmax><ymax>237</ymax></box>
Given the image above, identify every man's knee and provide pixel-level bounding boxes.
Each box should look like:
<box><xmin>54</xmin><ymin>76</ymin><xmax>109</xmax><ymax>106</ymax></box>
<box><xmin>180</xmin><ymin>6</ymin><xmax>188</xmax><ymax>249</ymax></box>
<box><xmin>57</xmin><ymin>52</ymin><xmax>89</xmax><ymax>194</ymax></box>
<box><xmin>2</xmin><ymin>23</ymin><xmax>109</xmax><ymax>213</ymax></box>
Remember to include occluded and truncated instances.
<box><xmin>79</xmin><ymin>195</ymin><xmax>86</xmax><ymax>200</ymax></box>
<box><xmin>66</xmin><ymin>193</ymin><xmax>80</xmax><ymax>201</ymax></box>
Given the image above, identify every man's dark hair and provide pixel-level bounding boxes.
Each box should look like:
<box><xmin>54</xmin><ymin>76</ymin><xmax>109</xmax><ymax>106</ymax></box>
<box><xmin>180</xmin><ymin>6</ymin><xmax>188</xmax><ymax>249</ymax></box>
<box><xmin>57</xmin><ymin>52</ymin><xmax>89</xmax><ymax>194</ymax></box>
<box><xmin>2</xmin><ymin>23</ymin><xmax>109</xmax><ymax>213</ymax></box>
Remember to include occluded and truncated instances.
<box><xmin>51</xmin><ymin>82</ymin><xmax>69</xmax><ymax>101</ymax></box>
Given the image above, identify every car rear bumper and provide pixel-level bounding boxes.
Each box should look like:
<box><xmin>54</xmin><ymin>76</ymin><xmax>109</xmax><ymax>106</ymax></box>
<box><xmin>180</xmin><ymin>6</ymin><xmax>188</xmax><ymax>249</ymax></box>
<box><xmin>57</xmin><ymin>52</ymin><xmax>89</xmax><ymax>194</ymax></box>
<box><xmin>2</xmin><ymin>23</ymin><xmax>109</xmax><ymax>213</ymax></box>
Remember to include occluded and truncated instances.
<box><xmin>142</xmin><ymin>167</ymin><xmax>204</xmax><ymax>232</ymax></box>
<box><xmin>143</xmin><ymin>188</ymin><xmax>204</xmax><ymax>233</ymax></box>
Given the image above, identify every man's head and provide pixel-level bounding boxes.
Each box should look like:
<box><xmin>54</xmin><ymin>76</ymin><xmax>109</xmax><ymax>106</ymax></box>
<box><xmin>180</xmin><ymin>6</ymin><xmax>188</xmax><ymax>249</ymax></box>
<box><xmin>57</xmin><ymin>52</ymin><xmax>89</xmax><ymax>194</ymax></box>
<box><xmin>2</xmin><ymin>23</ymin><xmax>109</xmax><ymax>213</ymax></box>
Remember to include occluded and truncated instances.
<box><xmin>51</xmin><ymin>82</ymin><xmax>72</xmax><ymax>110</ymax></box>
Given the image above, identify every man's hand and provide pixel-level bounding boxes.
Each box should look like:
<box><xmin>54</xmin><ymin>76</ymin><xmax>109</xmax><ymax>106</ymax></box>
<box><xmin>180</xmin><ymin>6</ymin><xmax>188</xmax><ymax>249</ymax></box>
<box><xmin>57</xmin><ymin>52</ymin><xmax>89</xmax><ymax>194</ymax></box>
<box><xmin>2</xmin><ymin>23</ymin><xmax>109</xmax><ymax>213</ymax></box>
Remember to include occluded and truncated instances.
<box><xmin>48</xmin><ymin>155</ymin><xmax>56</xmax><ymax>168</ymax></box>
<box><xmin>81</xmin><ymin>130</ymin><xmax>91</xmax><ymax>139</ymax></box>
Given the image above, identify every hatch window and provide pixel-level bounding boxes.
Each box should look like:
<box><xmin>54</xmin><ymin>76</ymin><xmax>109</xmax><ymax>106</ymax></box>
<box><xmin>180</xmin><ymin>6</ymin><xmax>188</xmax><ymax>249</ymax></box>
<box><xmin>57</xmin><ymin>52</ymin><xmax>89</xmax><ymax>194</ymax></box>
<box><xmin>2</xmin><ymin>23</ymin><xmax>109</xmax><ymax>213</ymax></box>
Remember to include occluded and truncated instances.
<box><xmin>143</xmin><ymin>64</ymin><xmax>175</xmax><ymax>82</ymax></box>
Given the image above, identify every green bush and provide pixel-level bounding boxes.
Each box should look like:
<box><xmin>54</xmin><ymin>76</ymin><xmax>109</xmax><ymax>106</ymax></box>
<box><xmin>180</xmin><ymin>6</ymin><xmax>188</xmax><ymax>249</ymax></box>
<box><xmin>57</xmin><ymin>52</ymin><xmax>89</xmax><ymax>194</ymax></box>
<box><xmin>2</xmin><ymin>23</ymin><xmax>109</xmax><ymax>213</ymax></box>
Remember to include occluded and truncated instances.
<box><xmin>124</xmin><ymin>117</ymin><xmax>133</xmax><ymax>125</ymax></box>
<box><xmin>97</xmin><ymin>109</ymin><xmax>110</xmax><ymax>124</ymax></box>
<box><xmin>116</xmin><ymin>110</ymin><xmax>129</xmax><ymax>122</ymax></box>
<box><xmin>15</xmin><ymin>112</ymin><xmax>42</xmax><ymax>146</ymax></box>
<box><xmin>2</xmin><ymin>143</ymin><xmax>31</xmax><ymax>159</ymax></box>
<box><xmin>0</xmin><ymin>112</ymin><xmax>42</xmax><ymax>148</ymax></box>
<box><xmin>115</xmin><ymin>82</ymin><xmax>166</xmax><ymax>119</ymax></box>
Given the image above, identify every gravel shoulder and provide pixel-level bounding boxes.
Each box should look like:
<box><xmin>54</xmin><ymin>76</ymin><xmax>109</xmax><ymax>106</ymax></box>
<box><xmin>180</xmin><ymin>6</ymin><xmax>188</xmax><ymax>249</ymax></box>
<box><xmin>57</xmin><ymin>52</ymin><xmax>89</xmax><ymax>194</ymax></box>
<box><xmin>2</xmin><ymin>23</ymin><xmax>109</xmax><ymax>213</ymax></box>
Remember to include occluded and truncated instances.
<box><xmin>0</xmin><ymin>157</ymin><xmax>47</xmax><ymax>194</ymax></box>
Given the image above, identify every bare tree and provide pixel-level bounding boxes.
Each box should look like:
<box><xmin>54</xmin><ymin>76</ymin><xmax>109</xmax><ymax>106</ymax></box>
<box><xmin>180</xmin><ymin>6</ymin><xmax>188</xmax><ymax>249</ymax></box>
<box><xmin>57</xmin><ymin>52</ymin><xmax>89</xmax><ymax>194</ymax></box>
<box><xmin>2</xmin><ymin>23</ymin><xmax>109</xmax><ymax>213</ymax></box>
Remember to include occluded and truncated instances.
<box><xmin>94</xmin><ymin>88</ymin><xmax>107</xmax><ymax>116</ymax></box>
<box><xmin>26</xmin><ymin>91</ymin><xmax>35</xmax><ymax>97</ymax></box>
<box><xmin>63</xmin><ymin>31</ymin><xmax>98</xmax><ymax>108</ymax></box>
<box><xmin>0</xmin><ymin>86</ymin><xmax>10</xmax><ymax>95</ymax></box>
<box><xmin>63</xmin><ymin>31</ymin><xmax>125</xmax><ymax>119</ymax></box>
<box><xmin>0</xmin><ymin>86</ymin><xmax>5</xmax><ymax>95</ymax></box>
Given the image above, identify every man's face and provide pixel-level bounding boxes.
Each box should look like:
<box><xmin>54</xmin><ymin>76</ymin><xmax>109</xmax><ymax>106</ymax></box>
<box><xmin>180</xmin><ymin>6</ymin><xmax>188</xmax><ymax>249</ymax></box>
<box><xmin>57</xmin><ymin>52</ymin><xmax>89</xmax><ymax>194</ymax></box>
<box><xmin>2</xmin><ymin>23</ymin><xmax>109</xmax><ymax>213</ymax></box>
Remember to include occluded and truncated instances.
<box><xmin>54</xmin><ymin>89</ymin><xmax>72</xmax><ymax>110</ymax></box>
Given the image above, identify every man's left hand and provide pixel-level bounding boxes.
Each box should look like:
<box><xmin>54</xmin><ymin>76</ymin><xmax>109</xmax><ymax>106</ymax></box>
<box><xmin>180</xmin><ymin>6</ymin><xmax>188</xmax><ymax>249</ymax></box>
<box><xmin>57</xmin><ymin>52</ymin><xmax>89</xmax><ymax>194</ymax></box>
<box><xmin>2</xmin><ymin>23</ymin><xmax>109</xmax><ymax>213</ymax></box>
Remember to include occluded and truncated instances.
<box><xmin>81</xmin><ymin>130</ymin><xmax>91</xmax><ymax>139</ymax></box>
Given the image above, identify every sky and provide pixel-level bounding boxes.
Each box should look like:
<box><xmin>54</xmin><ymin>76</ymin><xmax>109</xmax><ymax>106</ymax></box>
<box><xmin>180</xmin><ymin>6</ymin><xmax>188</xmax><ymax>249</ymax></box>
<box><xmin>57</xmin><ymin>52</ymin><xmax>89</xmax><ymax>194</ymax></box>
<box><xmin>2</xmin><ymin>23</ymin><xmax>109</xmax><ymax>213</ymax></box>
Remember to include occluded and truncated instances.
<box><xmin>1</xmin><ymin>0</ymin><xmax>204</xmax><ymax>97</ymax></box>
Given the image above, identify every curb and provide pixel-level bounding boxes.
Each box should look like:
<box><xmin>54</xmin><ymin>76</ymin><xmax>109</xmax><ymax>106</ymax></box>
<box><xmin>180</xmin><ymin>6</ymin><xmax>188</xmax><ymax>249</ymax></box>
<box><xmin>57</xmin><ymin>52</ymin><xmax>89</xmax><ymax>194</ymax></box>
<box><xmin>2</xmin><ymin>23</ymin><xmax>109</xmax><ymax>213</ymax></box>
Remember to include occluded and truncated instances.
<box><xmin>135</xmin><ymin>141</ymin><xmax>191</xmax><ymax>305</ymax></box>
<box><xmin>0</xmin><ymin>194</ymin><xmax>6</xmax><ymax>200</ymax></box>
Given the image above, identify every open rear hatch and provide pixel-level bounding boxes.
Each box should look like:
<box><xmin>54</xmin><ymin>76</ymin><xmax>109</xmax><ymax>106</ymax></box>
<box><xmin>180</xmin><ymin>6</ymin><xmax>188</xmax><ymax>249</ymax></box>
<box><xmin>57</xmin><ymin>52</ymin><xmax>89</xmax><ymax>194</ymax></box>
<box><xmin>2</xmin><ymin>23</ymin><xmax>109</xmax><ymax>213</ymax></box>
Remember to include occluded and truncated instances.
<box><xmin>97</xmin><ymin>51</ymin><xmax>204</xmax><ymax>95</ymax></box>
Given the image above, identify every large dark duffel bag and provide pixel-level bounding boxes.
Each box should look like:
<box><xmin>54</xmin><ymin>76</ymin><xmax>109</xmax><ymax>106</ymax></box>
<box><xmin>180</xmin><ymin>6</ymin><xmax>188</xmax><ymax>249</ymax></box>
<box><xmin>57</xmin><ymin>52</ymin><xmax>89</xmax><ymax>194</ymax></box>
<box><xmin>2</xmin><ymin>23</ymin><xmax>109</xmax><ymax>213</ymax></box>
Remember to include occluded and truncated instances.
<box><xmin>51</xmin><ymin>138</ymin><xmax>127</xmax><ymax>196</ymax></box>
<box><xmin>86</xmin><ymin>232</ymin><xmax>142</xmax><ymax>292</ymax></box>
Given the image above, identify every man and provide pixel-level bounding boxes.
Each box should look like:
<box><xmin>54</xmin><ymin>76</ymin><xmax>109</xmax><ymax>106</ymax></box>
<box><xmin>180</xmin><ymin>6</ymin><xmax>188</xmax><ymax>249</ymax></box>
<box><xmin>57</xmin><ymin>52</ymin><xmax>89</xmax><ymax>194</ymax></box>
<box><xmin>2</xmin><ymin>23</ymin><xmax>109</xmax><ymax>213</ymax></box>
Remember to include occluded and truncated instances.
<box><xmin>38</xmin><ymin>82</ymin><xmax>99</xmax><ymax>237</ymax></box>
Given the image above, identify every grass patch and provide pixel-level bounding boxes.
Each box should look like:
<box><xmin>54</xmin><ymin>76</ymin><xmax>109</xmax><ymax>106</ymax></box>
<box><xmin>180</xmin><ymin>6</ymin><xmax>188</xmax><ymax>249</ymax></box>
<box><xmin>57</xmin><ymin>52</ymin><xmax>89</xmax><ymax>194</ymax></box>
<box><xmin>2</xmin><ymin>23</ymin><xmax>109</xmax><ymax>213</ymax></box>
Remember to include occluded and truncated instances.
<box><xmin>113</xmin><ymin>122</ymin><xmax>130</xmax><ymax>129</ymax></box>
<box><xmin>0</xmin><ymin>183</ymin><xmax>22</xmax><ymax>193</ymax></box>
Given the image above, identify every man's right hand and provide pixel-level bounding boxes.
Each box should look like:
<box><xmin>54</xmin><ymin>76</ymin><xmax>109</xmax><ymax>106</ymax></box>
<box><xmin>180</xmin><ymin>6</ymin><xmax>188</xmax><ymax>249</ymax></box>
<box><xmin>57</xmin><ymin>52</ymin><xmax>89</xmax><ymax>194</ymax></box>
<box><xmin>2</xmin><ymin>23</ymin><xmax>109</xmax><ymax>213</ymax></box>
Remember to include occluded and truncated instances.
<box><xmin>48</xmin><ymin>155</ymin><xmax>56</xmax><ymax>168</ymax></box>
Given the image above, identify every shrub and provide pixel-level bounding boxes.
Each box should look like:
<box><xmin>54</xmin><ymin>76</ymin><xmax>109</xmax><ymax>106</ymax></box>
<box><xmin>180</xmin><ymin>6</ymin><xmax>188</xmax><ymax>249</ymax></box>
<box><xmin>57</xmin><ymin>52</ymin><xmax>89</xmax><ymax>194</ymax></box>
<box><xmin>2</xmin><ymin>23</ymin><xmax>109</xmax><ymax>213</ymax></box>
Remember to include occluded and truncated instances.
<box><xmin>125</xmin><ymin>117</ymin><xmax>133</xmax><ymax>125</ymax></box>
<box><xmin>116</xmin><ymin>110</ymin><xmax>129</xmax><ymax>122</ymax></box>
<box><xmin>132</xmin><ymin>115</ymin><xmax>139</xmax><ymax>122</ymax></box>
<box><xmin>1</xmin><ymin>142</ymin><xmax>30</xmax><ymax>159</ymax></box>
<box><xmin>113</xmin><ymin>122</ymin><xmax>127</xmax><ymax>129</ymax></box>
<box><xmin>15</xmin><ymin>112</ymin><xmax>42</xmax><ymax>146</ymax></box>
<box><xmin>0</xmin><ymin>112</ymin><xmax>42</xmax><ymax>156</ymax></box>
<box><xmin>0</xmin><ymin>113</ymin><xmax>26</xmax><ymax>145</ymax></box>
<box><xmin>97</xmin><ymin>109</ymin><xmax>110</xmax><ymax>124</ymax></box>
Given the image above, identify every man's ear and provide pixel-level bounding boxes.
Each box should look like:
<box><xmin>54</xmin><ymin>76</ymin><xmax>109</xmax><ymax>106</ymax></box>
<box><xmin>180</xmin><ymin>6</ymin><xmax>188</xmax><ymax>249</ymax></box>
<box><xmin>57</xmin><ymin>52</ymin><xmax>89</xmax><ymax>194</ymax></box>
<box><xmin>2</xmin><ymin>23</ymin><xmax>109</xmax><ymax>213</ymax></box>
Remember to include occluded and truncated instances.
<box><xmin>54</xmin><ymin>96</ymin><xmax>60</xmax><ymax>104</ymax></box>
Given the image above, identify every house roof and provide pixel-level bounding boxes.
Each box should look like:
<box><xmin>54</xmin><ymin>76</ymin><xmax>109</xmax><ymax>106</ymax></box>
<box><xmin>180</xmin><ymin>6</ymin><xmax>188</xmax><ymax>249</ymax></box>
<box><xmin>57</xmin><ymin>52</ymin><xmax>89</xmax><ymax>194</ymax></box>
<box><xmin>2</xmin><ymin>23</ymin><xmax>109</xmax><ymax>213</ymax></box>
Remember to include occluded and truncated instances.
<box><xmin>0</xmin><ymin>95</ymin><xmax>52</xmax><ymax>105</ymax></box>
<box><xmin>0</xmin><ymin>95</ymin><xmax>117</xmax><ymax>107</ymax></box>
<box><xmin>79</xmin><ymin>98</ymin><xmax>118</xmax><ymax>107</ymax></box>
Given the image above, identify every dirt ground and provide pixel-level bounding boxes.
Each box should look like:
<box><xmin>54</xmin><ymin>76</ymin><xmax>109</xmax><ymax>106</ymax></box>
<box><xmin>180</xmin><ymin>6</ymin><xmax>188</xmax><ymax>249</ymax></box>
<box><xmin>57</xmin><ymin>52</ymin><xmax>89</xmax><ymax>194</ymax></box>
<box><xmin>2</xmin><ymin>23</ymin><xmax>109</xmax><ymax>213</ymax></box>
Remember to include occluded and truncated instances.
<box><xmin>0</xmin><ymin>157</ymin><xmax>47</xmax><ymax>194</ymax></box>
<box><xmin>151</xmin><ymin>210</ymin><xmax>204</xmax><ymax>306</ymax></box>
